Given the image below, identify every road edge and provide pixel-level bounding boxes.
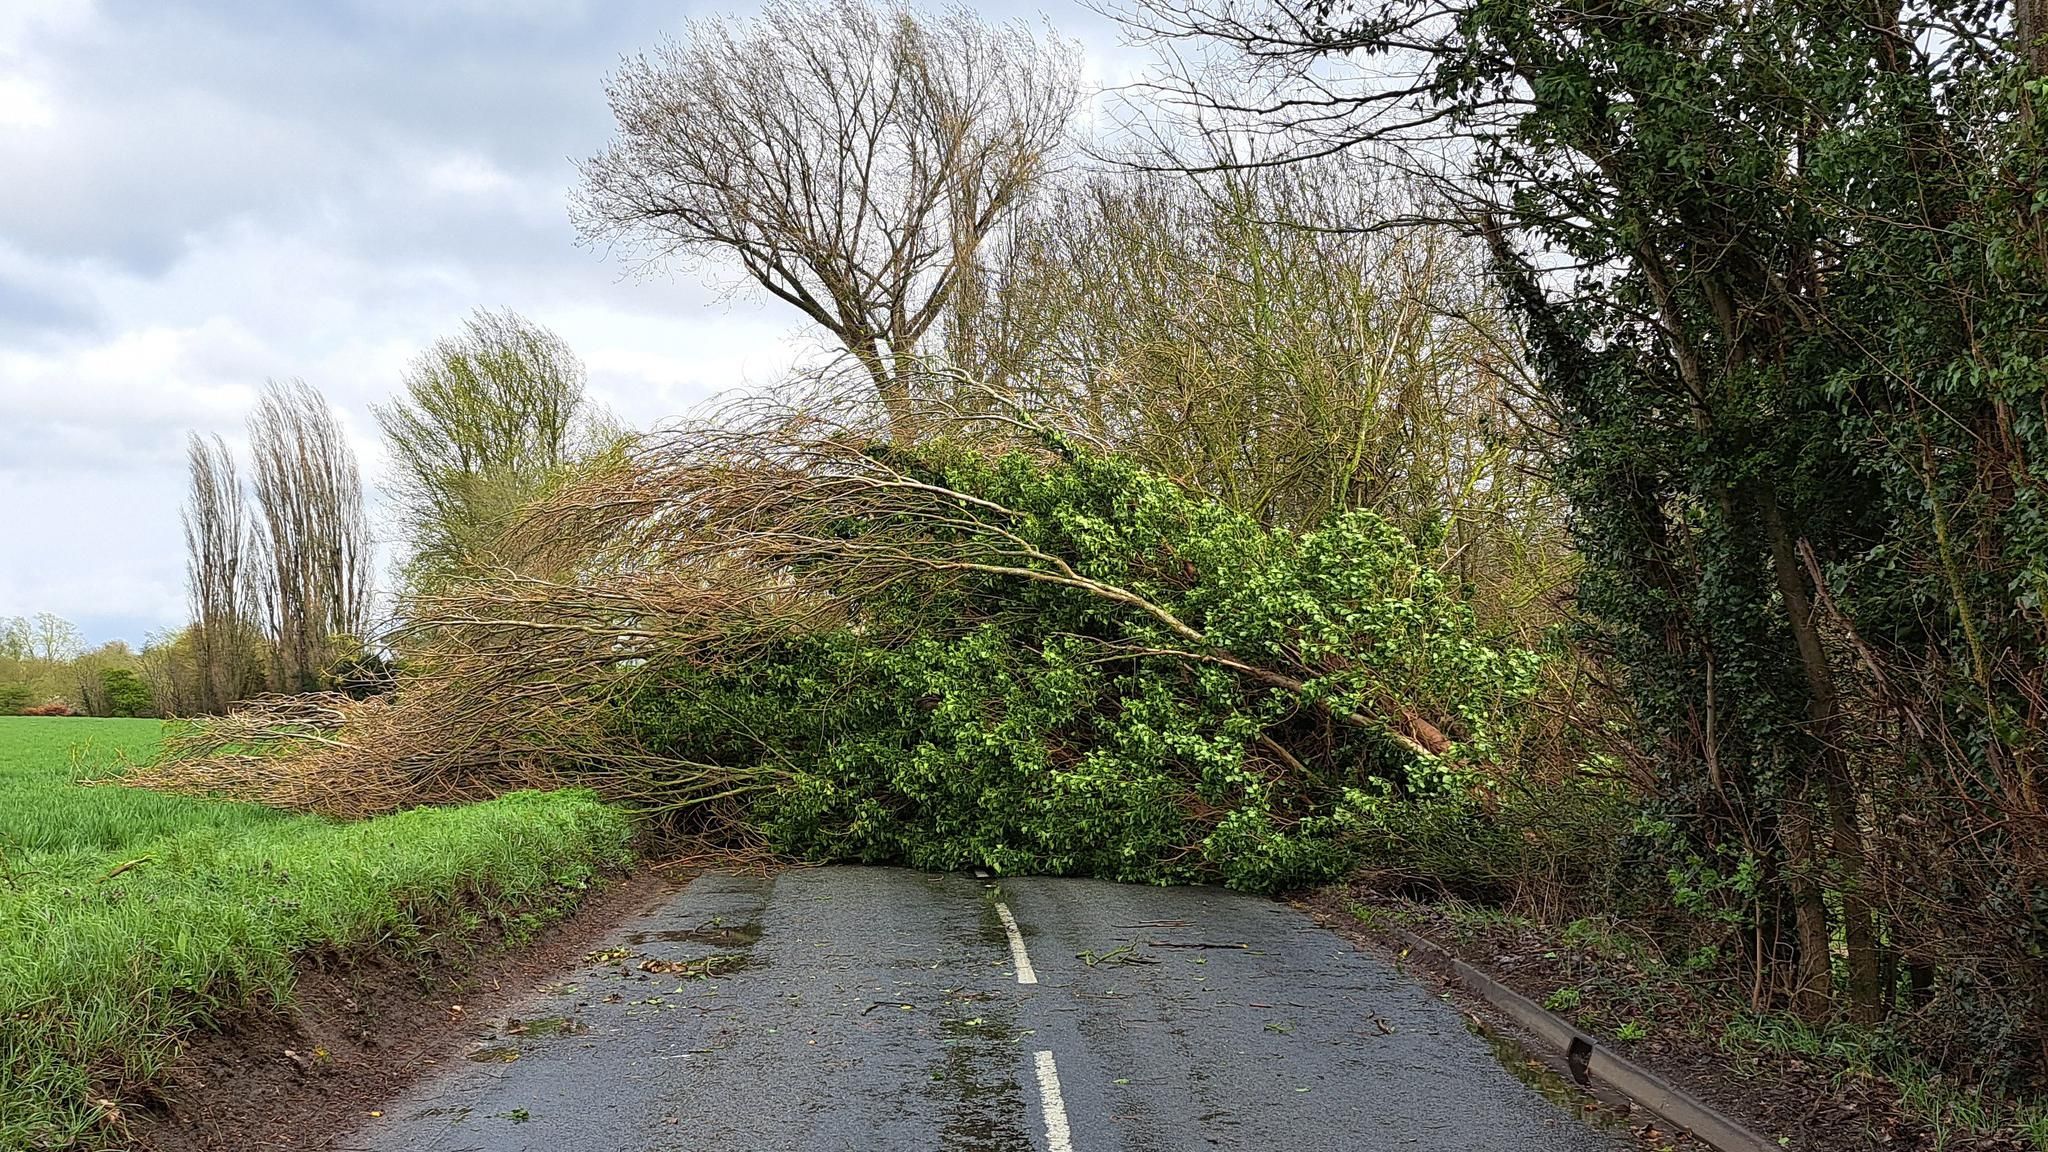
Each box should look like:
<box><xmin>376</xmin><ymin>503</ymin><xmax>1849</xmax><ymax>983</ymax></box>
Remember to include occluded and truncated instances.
<box><xmin>1390</xmin><ymin>928</ymin><xmax>1783</xmax><ymax>1152</ymax></box>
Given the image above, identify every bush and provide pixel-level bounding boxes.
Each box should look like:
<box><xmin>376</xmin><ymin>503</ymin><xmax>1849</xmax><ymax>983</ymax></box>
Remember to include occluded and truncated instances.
<box><xmin>98</xmin><ymin>668</ymin><xmax>153</xmax><ymax>718</ymax></box>
<box><xmin>1347</xmin><ymin>768</ymin><xmax>1643</xmax><ymax>918</ymax></box>
<box><xmin>21</xmin><ymin>702</ymin><xmax>74</xmax><ymax>717</ymax></box>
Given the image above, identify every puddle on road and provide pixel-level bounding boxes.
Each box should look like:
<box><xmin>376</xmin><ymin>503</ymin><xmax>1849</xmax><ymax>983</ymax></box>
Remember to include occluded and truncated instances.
<box><xmin>976</xmin><ymin>887</ymin><xmax>1015</xmax><ymax>954</ymax></box>
<box><xmin>1465</xmin><ymin>1018</ymin><xmax>1633</xmax><ymax>1131</ymax></box>
<box><xmin>627</xmin><ymin>923</ymin><xmax>764</xmax><ymax>947</ymax></box>
<box><xmin>467</xmin><ymin>1015</ymin><xmax>592</xmax><ymax>1062</ymax></box>
<box><xmin>588</xmin><ymin>918</ymin><xmax>769</xmax><ymax>987</ymax></box>
<box><xmin>938</xmin><ymin>1015</ymin><xmax>1013</xmax><ymax>1043</ymax></box>
<box><xmin>925</xmin><ymin>998</ymin><xmax>1034</xmax><ymax>1152</ymax></box>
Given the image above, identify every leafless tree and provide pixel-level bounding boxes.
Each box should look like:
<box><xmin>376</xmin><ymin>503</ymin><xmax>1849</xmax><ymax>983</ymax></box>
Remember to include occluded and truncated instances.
<box><xmin>182</xmin><ymin>433</ymin><xmax>257</xmax><ymax>713</ymax></box>
<box><xmin>248</xmin><ymin>379</ymin><xmax>375</xmax><ymax>692</ymax></box>
<box><xmin>574</xmin><ymin>0</ymin><xmax>1080</xmax><ymax>434</ymax></box>
<box><xmin>27</xmin><ymin>612</ymin><xmax>81</xmax><ymax>664</ymax></box>
<box><xmin>0</xmin><ymin>617</ymin><xmax>30</xmax><ymax>663</ymax></box>
<box><xmin>134</xmin><ymin>630</ymin><xmax>186</xmax><ymax>717</ymax></box>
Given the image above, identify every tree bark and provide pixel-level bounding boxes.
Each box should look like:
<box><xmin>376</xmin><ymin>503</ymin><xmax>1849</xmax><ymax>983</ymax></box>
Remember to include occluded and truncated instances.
<box><xmin>2021</xmin><ymin>0</ymin><xmax>2048</xmax><ymax>80</ymax></box>
<box><xmin>1778</xmin><ymin>778</ymin><xmax>1836</xmax><ymax>1018</ymax></box>
<box><xmin>1759</xmin><ymin>490</ymin><xmax>1882</xmax><ymax>1021</ymax></box>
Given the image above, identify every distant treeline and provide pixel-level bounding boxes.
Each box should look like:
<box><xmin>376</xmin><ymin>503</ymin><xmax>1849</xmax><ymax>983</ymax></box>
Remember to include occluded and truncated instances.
<box><xmin>0</xmin><ymin>615</ymin><xmax>154</xmax><ymax>718</ymax></box>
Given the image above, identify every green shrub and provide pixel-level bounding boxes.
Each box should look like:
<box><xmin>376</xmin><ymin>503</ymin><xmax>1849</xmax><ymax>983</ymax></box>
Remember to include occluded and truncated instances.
<box><xmin>1344</xmin><ymin>766</ymin><xmax>1642</xmax><ymax>916</ymax></box>
<box><xmin>98</xmin><ymin>668</ymin><xmax>152</xmax><ymax>718</ymax></box>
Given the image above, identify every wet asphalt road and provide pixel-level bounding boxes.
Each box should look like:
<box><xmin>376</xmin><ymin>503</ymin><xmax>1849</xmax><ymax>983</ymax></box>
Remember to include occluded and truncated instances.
<box><xmin>340</xmin><ymin>867</ymin><xmax>1618</xmax><ymax>1152</ymax></box>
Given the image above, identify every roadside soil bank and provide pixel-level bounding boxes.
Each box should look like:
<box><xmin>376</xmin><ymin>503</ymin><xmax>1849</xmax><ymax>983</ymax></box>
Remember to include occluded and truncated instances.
<box><xmin>1304</xmin><ymin>885</ymin><xmax>2039</xmax><ymax>1152</ymax></box>
<box><xmin>131</xmin><ymin>868</ymin><xmax>693</xmax><ymax>1152</ymax></box>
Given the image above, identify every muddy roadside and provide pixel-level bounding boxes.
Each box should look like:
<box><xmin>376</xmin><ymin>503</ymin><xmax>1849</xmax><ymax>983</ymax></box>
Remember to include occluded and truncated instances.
<box><xmin>130</xmin><ymin>868</ymin><xmax>697</xmax><ymax>1152</ymax></box>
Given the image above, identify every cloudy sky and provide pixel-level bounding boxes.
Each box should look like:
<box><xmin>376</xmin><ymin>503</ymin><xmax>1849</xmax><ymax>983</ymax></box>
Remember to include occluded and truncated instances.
<box><xmin>0</xmin><ymin>0</ymin><xmax>1139</xmax><ymax>647</ymax></box>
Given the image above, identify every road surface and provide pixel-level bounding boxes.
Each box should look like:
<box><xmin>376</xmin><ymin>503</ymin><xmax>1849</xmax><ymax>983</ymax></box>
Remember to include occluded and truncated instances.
<box><xmin>339</xmin><ymin>867</ymin><xmax>1618</xmax><ymax>1151</ymax></box>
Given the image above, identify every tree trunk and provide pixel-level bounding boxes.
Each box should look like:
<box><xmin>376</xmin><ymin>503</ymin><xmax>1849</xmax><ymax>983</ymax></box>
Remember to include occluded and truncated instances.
<box><xmin>1759</xmin><ymin>491</ymin><xmax>1882</xmax><ymax>1021</ymax></box>
<box><xmin>1779</xmin><ymin>779</ymin><xmax>1836</xmax><ymax>1017</ymax></box>
<box><xmin>852</xmin><ymin>339</ymin><xmax>917</xmax><ymax>442</ymax></box>
<box><xmin>1823</xmin><ymin>768</ymin><xmax>1885</xmax><ymax>1020</ymax></box>
<box><xmin>2021</xmin><ymin>0</ymin><xmax>2048</xmax><ymax>80</ymax></box>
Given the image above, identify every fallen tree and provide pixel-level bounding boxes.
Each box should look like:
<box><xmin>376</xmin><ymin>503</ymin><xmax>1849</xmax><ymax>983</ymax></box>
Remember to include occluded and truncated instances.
<box><xmin>138</xmin><ymin>391</ymin><xmax>1542</xmax><ymax>890</ymax></box>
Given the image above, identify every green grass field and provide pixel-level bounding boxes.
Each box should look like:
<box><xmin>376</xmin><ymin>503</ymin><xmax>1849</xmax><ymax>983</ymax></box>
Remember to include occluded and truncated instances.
<box><xmin>0</xmin><ymin>716</ymin><xmax>637</xmax><ymax>1150</ymax></box>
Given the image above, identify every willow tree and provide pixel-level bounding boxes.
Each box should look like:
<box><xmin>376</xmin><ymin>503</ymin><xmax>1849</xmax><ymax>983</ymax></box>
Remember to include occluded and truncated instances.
<box><xmin>377</xmin><ymin>308</ymin><xmax>616</xmax><ymax>592</ymax></box>
<box><xmin>574</xmin><ymin>0</ymin><xmax>1079</xmax><ymax>435</ymax></box>
<box><xmin>248</xmin><ymin>379</ymin><xmax>375</xmax><ymax>693</ymax></box>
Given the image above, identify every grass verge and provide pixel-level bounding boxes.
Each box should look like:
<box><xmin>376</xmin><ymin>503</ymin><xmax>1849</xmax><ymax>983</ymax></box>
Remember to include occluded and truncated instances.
<box><xmin>0</xmin><ymin>717</ymin><xmax>637</xmax><ymax>1150</ymax></box>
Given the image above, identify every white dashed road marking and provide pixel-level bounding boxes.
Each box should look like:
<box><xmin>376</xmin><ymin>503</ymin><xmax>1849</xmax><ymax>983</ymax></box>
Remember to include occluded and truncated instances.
<box><xmin>995</xmin><ymin>900</ymin><xmax>1038</xmax><ymax>984</ymax></box>
<box><xmin>1033</xmin><ymin>1050</ymin><xmax>1075</xmax><ymax>1152</ymax></box>
<box><xmin>995</xmin><ymin>899</ymin><xmax>1066</xmax><ymax>1146</ymax></box>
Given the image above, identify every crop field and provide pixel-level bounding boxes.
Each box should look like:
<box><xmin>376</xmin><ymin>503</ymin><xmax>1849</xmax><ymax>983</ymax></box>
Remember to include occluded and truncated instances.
<box><xmin>0</xmin><ymin>716</ymin><xmax>636</xmax><ymax>1150</ymax></box>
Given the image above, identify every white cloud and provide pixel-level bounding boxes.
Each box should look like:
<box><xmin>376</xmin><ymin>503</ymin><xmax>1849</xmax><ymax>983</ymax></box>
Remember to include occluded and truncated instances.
<box><xmin>0</xmin><ymin>467</ymin><xmax>190</xmax><ymax>641</ymax></box>
<box><xmin>0</xmin><ymin>75</ymin><xmax>55</xmax><ymax>127</ymax></box>
<box><xmin>0</xmin><ymin>1</ymin><xmax>96</xmax><ymax>60</ymax></box>
<box><xmin>423</xmin><ymin>152</ymin><xmax>520</xmax><ymax>199</ymax></box>
<box><xmin>0</xmin><ymin>208</ymin><xmax>779</xmax><ymax>642</ymax></box>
